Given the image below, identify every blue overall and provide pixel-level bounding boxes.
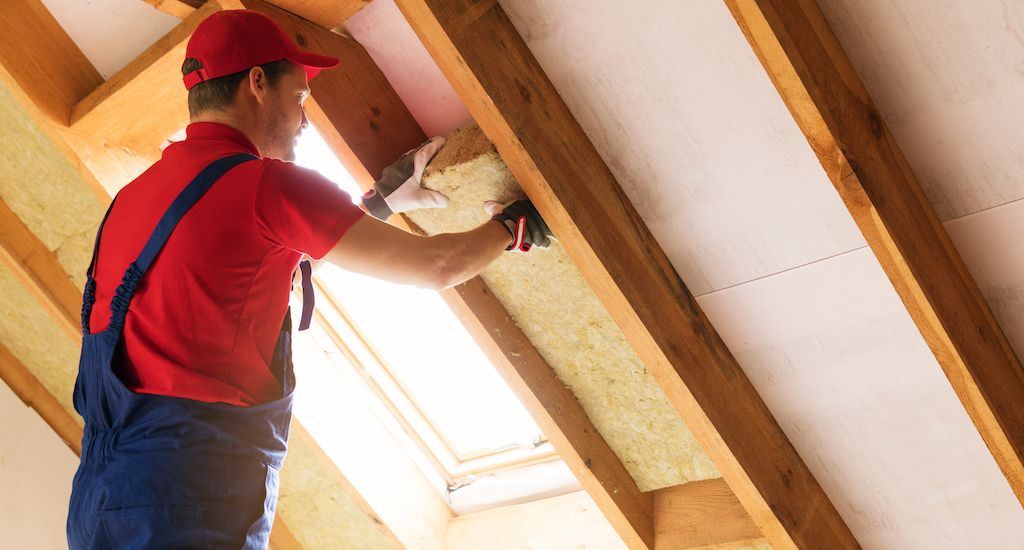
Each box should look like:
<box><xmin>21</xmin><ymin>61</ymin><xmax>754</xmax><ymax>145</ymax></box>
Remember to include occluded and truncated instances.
<box><xmin>67</xmin><ymin>154</ymin><xmax>304</xmax><ymax>549</ymax></box>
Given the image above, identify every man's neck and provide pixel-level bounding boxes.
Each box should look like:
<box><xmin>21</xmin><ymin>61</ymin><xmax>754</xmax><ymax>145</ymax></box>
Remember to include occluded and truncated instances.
<box><xmin>191</xmin><ymin>111</ymin><xmax>262</xmax><ymax>156</ymax></box>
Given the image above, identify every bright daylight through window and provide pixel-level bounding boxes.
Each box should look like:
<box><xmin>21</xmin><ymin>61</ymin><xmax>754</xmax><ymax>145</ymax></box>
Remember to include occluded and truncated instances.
<box><xmin>288</xmin><ymin>126</ymin><xmax>579</xmax><ymax>513</ymax></box>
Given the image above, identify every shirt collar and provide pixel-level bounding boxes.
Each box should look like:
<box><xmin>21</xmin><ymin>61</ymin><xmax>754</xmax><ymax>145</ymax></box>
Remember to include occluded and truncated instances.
<box><xmin>184</xmin><ymin>122</ymin><xmax>261</xmax><ymax>157</ymax></box>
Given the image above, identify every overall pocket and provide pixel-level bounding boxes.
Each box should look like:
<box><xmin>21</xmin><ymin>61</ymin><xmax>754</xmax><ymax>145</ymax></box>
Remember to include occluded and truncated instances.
<box><xmin>97</xmin><ymin>505</ymin><xmax>205</xmax><ymax>549</ymax></box>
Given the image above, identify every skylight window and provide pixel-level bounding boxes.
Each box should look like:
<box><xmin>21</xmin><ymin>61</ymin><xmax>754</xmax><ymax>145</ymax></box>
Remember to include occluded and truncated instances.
<box><xmin>291</xmin><ymin>126</ymin><xmax>577</xmax><ymax>512</ymax></box>
<box><xmin>317</xmin><ymin>269</ymin><xmax>550</xmax><ymax>464</ymax></box>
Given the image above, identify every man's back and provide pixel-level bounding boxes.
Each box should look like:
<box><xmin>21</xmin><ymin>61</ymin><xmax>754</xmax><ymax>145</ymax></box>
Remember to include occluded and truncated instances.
<box><xmin>88</xmin><ymin>122</ymin><xmax>361</xmax><ymax>405</ymax></box>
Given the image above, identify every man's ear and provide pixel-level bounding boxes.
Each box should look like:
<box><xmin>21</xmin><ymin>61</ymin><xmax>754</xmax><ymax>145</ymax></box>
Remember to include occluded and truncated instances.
<box><xmin>245</xmin><ymin>66</ymin><xmax>269</xmax><ymax>103</ymax></box>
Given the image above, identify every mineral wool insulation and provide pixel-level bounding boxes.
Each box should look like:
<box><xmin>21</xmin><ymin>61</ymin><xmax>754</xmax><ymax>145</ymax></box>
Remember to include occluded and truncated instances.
<box><xmin>413</xmin><ymin>126</ymin><xmax>718</xmax><ymax>490</ymax></box>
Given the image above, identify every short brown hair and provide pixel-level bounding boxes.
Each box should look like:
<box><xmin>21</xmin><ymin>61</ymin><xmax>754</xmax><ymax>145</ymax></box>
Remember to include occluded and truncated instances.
<box><xmin>182</xmin><ymin>58</ymin><xmax>295</xmax><ymax>117</ymax></box>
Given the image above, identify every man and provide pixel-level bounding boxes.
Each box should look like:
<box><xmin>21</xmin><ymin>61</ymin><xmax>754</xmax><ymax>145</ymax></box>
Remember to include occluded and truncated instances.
<box><xmin>67</xmin><ymin>9</ymin><xmax>551</xmax><ymax>549</ymax></box>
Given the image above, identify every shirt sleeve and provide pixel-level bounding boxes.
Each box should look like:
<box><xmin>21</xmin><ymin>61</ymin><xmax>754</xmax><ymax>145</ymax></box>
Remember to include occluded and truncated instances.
<box><xmin>253</xmin><ymin>159</ymin><xmax>365</xmax><ymax>259</ymax></box>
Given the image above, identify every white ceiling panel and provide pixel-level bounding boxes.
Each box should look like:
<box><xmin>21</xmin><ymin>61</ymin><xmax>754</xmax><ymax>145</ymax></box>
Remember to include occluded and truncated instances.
<box><xmin>697</xmin><ymin>247</ymin><xmax>1024</xmax><ymax>549</ymax></box>
<box><xmin>41</xmin><ymin>0</ymin><xmax>179</xmax><ymax>79</ymax></box>
<box><xmin>499</xmin><ymin>0</ymin><xmax>866</xmax><ymax>296</ymax></box>
<box><xmin>820</xmin><ymin>0</ymin><xmax>1024</xmax><ymax>221</ymax></box>
<box><xmin>946</xmin><ymin>198</ymin><xmax>1024</xmax><ymax>359</ymax></box>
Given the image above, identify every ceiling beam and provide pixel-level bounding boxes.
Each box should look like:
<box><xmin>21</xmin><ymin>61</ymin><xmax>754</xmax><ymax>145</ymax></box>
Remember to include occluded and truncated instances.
<box><xmin>392</xmin><ymin>1</ymin><xmax>858</xmax><ymax>548</ymax></box>
<box><xmin>70</xmin><ymin>0</ymin><xmax>226</xmax><ymax>152</ymax></box>
<box><xmin>143</xmin><ymin>0</ymin><xmax>206</xmax><ymax>19</ymax></box>
<box><xmin>143</xmin><ymin>0</ymin><xmax>370</xmax><ymax>28</ymax></box>
<box><xmin>71</xmin><ymin>0</ymin><xmax>403</xmax><ymax>175</ymax></box>
<box><xmin>654</xmin><ymin>479</ymin><xmax>767</xmax><ymax>550</ymax></box>
<box><xmin>442</xmin><ymin>277</ymin><xmax>655</xmax><ymax>548</ymax></box>
<box><xmin>723</xmin><ymin>0</ymin><xmax>1024</xmax><ymax>505</ymax></box>
<box><xmin>0</xmin><ymin>340</ymin><xmax>82</xmax><ymax>455</ymax></box>
<box><xmin>258</xmin><ymin>0</ymin><xmax>370</xmax><ymax>29</ymax></box>
<box><xmin>0</xmin><ymin>1</ymin><xmax>157</xmax><ymax>199</ymax></box>
<box><xmin>273</xmin><ymin>4</ymin><xmax>659</xmax><ymax>545</ymax></box>
<box><xmin>0</xmin><ymin>198</ymin><xmax>83</xmax><ymax>341</ymax></box>
<box><xmin>0</xmin><ymin>0</ymin><xmax>104</xmax><ymax>125</ymax></box>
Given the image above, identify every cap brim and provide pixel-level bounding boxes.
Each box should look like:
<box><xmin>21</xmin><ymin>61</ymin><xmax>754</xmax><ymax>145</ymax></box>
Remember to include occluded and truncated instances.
<box><xmin>290</xmin><ymin>50</ymin><xmax>338</xmax><ymax>81</ymax></box>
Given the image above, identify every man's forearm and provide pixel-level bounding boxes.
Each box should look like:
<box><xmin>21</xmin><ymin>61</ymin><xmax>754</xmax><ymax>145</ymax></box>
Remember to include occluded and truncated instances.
<box><xmin>431</xmin><ymin>220</ymin><xmax>512</xmax><ymax>289</ymax></box>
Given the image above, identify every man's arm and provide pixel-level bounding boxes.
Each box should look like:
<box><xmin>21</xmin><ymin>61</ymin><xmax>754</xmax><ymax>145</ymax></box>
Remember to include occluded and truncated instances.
<box><xmin>323</xmin><ymin>214</ymin><xmax>513</xmax><ymax>291</ymax></box>
<box><xmin>321</xmin><ymin>139</ymin><xmax>553</xmax><ymax>290</ymax></box>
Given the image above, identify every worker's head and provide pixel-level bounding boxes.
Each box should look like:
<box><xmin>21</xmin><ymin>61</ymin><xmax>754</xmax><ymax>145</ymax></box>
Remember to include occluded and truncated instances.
<box><xmin>181</xmin><ymin>10</ymin><xmax>338</xmax><ymax>160</ymax></box>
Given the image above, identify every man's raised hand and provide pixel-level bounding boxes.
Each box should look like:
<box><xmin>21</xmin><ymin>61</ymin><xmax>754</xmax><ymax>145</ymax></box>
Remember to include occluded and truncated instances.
<box><xmin>485</xmin><ymin>199</ymin><xmax>553</xmax><ymax>252</ymax></box>
<box><xmin>362</xmin><ymin>136</ymin><xmax>448</xmax><ymax>220</ymax></box>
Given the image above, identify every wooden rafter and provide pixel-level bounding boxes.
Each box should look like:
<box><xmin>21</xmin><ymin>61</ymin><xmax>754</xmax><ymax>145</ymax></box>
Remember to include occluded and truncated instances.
<box><xmin>0</xmin><ymin>0</ymin><xmax>104</xmax><ymax>125</ymax></box>
<box><xmin>143</xmin><ymin>0</ymin><xmax>370</xmax><ymax>29</ymax></box>
<box><xmin>143</xmin><ymin>0</ymin><xmax>206</xmax><ymax>19</ymax></box>
<box><xmin>70</xmin><ymin>0</ymin><xmax>225</xmax><ymax>151</ymax></box>
<box><xmin>0</xmin><ymin>340</ymin><xmax>82</xmax><ymax>455</ymax></box>
<box><xmin>0</xmin><ymin>199</ymin><xmax>82</xmax><ymax>341</ymax></box>
<box><xmin>441</xmin><ymin>277</ymin><xmax>654</xmax><ymax>548</ymax></box>
<box><xmin>653</xmin><ymin>479</ymin><xmax>766</xmax><ymax>550</ymax></box>
<box><xmin>266</xmin><ymin>3</ymin><xmax>658</xmax><ymax>546</ymax></box>
<box><xmin>723</xmin><ymin>0</ymin><xmax>1024</xmax><ymax>504</ymax></box>
<box><xmin>393</xmin><ymin>1</ymin><xmax>858</xmax><ymax>548</ymax></box>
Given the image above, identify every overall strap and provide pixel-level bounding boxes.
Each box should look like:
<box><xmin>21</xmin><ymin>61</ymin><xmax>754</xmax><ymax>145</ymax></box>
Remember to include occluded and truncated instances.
<box><xmin>81</xmin><ymin>199</ymin><xmax>119</xmax><ymax>335</ymax></box>
<box><xmin>298</xmin><ymin>259</ymin><xmax>314</xmax><ymax>331</ymax></box>
<box><xmin>106</xmin><ymin>154</ymin><xmax>258</xmax><ymax>336</ymax></box>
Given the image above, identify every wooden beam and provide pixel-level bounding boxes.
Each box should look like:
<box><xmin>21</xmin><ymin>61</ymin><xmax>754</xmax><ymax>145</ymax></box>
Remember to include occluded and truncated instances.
<box><xmin>54</xmin><ymin>126</ymin><xmax>160</xmax><ymax>197</ymax></box>
<box><xmin>143</xmin><ymin>0</ymin><xmax>370</xmax><ymax>28</ymax></box>
<box><xmin>70</xmin><ymin>0</ymin><xmax>225</xmax><ymax>151</ymax></box>
<box><xmin>260</xmin><ymin>0</ymin><xmax>370</xmax><ymax>29</ymax></box>
<box><xmin>443</xmin><ymin>278</ymin><xmax>654</xmax><ymax>548</ymax></box>
<box><xmin>269</xmin><ymin>515</ymin><xmax>304</xmax><ymax>550</ymax></box>
<box><xmin>654</xmin><ymin>479</ymin><xmax>766</xmax><ymax>550</ymax></box>
<box><xmin>0</xmin><ymin>340</ymin><xmax>82</xmax><ymax>455</ymax></box>
<box><xmin>143</xmin><ymin>0</ymin><xmax>206</xmax><ymax>19</ymax></box>
<box><xmin>393</xmin><ymin>1</ymin><xmax>858</xmax><ymax>548</ymax></box>
<box><xmin>0</xmin><ymin>199</ymin><xmax>82</xmax><ymax>341</ymax></box>
<box><xmin>0</xmin><ymin>0</ymin><xmax>105</xmax><ymax>125</ymax></box>
<box><xmin>723</xmin><ymin>0</ymin><xmax>1024</xmax><ymax>504</ymax></box>
<box><xmin>260</xmin><ymin>5</ymin><xmax>657</xmax><ymax>546</ymax></box>
<box><xmin>0</xmin><ymin>3</ymin><xmax>158</xmax><ymax>199</ymax></box>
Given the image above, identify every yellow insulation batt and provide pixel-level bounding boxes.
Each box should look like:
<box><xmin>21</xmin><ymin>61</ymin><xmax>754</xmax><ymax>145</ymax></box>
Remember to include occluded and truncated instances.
<box><xmin>410</xmin><ymin>126</ymin><xmax>719</xmax><ymax>491</ymax></box>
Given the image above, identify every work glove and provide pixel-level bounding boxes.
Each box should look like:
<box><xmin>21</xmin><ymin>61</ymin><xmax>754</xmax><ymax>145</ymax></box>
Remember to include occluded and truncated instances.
<box><xmin>362</xmin><ymin>136</ymin><xmax>448</xmax><ymax>220</ymax></box>
<box><xmin>485</xmin><ymin>199</ymin><xmax>553</xmax><ymax>252</ymax></box>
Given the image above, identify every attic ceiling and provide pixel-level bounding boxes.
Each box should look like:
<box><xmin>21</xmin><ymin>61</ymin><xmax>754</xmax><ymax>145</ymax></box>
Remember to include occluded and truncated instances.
<box><xmin>0</xmin><ymin>0</ymin><xmax>1022</xmax><ymax>549</ymax></box>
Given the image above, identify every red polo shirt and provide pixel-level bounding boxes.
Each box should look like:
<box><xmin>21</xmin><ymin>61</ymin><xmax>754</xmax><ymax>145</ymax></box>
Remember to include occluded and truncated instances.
<box><xmin>88</xmin><ymin>122</ymin><xmax>364</xmax><ymax>405</ymax></box>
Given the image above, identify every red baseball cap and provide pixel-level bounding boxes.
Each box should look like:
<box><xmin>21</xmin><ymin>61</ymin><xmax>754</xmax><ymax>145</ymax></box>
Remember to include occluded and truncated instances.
<box><xmin>183</xmin><ymin>10</ymin><xmax>338</xmax><ymax>90</ymax></box>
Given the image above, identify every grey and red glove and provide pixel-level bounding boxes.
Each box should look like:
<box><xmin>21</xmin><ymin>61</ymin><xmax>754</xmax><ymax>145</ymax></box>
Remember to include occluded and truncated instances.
<box><xmin>362</xmin><ymin>137</ymin><xmax>448</xmax><ymax>220</ymax></box>
<box><xmin>485</xmin><ymin>199</ymin><xmax>553</xmax><ymax>252</ymax></box>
